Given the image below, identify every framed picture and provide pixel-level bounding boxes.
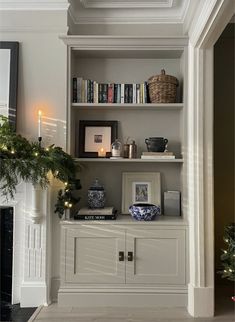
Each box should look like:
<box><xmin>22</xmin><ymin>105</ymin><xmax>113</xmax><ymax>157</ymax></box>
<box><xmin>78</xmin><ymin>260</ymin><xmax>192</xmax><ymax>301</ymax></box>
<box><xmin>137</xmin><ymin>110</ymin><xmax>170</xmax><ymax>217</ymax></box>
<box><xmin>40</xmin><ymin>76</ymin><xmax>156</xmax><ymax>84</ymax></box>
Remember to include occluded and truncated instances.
<box><xmin>78</xmin><ymin>120</ymin><xmax>118</xmax><ymax>157</ymax></box>
<box><xmin>122</xmin><ymin>172</ymin><xmax>161</xmax><ymax>214</ymax></box>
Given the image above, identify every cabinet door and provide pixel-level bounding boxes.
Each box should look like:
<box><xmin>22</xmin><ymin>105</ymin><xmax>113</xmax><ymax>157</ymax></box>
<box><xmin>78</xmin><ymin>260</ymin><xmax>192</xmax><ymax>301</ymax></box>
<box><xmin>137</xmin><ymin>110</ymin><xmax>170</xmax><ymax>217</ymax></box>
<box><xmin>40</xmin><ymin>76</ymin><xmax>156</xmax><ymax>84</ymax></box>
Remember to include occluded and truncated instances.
<box><xmin>64</xmin><ymin>226</ymin><xmax>125</xmax><ymax>284</ymax></box>
<box><xmin>126</xmin><ymin>229</ymin><xmax>186</xmax><ymax>285</ymax></box>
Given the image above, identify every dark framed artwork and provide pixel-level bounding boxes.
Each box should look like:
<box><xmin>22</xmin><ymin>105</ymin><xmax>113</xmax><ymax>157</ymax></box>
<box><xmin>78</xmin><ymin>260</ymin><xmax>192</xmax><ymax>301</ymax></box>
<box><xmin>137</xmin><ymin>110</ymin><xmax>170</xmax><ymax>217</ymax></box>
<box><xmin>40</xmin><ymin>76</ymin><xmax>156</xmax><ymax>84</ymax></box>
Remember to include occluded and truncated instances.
<box><xmin>0</xmin><ymin>41</ymin><xmax>19</xmax><ymax>131</ymax></box>
<box><xmin>77</xmin><ymin>120</ymin><xmax>118</xmax><ymax>157</ymax></box>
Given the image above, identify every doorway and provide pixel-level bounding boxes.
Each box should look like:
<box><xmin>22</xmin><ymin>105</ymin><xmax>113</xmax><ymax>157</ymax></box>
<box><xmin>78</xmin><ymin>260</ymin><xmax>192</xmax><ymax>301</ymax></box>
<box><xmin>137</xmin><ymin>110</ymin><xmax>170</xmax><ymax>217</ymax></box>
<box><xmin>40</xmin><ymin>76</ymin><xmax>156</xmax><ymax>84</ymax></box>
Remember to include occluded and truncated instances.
<box><xmin>214</xmin><ymin>22</ymin><xmax>234</xmax><ymax>315</ymax></box>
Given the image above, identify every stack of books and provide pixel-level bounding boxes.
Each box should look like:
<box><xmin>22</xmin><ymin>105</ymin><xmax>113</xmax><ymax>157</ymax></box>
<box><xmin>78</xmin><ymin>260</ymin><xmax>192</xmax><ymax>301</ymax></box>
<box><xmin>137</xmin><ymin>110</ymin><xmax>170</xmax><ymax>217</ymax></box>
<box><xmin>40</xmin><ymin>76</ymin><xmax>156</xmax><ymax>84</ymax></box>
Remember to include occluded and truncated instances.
<box><xmin>72</xmin><ymin>77</ymin><xmax>149</xmax><ymax>104</ymax></box>
<box><xmin>141</xmin><ymin>152</ymin><xmax>176</xmax><ymax>160</ymax></box>
<box><xmin>75</xmin><ymin>207</ymin><xmax>117</xmax><ymax>220</ymax></box>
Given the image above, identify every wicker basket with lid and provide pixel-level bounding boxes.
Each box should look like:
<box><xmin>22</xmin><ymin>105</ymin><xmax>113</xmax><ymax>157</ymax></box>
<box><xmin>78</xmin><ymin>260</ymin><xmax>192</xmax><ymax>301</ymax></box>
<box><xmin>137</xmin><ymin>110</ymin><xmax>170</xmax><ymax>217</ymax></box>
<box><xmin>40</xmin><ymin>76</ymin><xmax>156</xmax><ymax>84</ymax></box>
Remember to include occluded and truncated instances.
<box><xmin>148</xmin><ymin>69</ymin><xmax>178</xmax><ymax>103</ymax></box>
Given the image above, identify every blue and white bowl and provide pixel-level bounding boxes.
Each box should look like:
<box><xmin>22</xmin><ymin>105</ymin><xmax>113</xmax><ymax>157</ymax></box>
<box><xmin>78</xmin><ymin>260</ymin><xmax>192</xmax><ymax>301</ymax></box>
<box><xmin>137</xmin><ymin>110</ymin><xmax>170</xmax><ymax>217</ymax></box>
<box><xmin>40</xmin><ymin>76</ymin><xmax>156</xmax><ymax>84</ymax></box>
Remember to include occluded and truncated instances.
<box><xmin>129</xmin><ymin>203</ymin><xmax>161</xmax><ymax>221</ymax></box>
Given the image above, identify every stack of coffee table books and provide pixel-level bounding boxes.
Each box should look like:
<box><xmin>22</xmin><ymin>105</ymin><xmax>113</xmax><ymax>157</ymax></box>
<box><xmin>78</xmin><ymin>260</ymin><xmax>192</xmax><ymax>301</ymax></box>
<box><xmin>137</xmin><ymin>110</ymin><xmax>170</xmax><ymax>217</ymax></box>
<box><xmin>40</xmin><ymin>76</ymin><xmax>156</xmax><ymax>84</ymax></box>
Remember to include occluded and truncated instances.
<box><xmin>140</xmin><ymin>152</ymin><xmax>175</xmax><ymax>159</ymax></box>
<box><xmin>75</xmin><ymin>207</ymin><xmax>118</xmax><ymax>220</ymax></box>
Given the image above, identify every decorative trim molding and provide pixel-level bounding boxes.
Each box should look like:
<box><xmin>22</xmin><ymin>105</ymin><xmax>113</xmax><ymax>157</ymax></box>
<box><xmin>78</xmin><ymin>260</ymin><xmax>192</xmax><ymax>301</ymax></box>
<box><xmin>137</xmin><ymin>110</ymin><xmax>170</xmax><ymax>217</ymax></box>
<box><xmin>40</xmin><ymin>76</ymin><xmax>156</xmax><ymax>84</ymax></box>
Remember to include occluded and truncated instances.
<box><xmin>60</xmin><ymin>35</ymin><xmax>188</xmax><ymax>48</ymax></box>
<box><xmin>80</xmin><ymin>0</ymin><xmax>173</xmax><ymax>9</ymax></box>
<box><xmin>68</xmin><ymin>0</ymin><xmax>189</xmax><ymax>25</ymax></box>
<box><xmin>0</xmin><ymin>0</ymin><xmax>69</xmax><ymax>11</ymax></box>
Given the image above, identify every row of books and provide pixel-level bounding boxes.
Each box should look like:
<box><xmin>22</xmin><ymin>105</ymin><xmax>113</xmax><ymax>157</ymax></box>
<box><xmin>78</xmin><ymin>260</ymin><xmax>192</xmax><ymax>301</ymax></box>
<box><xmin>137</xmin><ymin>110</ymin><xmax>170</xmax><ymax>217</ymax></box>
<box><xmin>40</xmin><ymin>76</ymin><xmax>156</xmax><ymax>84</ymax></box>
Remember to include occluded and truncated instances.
<box><xmin>140</xmin><ymin>151</ymin><xmax>176</xmax><ymax>159</ymax></box>
<box><xmin>72</xmin><ymin>77</ymin><xmax>149</xmax><ymax>104</ymax></box>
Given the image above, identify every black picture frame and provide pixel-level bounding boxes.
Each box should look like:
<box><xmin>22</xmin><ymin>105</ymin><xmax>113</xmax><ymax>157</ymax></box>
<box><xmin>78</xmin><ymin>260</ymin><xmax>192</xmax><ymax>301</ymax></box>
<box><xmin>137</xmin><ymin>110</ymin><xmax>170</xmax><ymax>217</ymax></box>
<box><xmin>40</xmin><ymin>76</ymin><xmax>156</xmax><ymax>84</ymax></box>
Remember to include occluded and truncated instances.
<box><xmin>77</xmin><ymin>120</ymin><xmax>118</xmax><ymax>158</ymax></box>
<box><xmin>0</xmin><ymin>41</ymin><xmax>19</xmax><ymax>131</ymax></box>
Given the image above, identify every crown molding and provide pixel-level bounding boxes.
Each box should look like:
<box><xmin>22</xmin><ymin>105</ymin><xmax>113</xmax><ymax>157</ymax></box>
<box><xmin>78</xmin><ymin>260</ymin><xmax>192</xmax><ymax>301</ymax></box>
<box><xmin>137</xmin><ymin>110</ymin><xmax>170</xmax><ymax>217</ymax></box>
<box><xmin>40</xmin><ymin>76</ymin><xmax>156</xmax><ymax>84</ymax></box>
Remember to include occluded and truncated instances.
<box><xmin>0</xmin><ymin>0</ymin><xmax>69</xmax><ymax>11</ymax></box>
<box><xmin>80</xmin><ymin>0</ymin><xmax>173</xmax><ymax>9</ymax></box>
<box><xmin>68</xmin><ymin>0</ymin><xmax>190</xmax><ymax>25</ymax></box>
<box><xmin>68</xmin><ymin>9</ymin><xmax>186</xmax><ymax>25</ymax></box>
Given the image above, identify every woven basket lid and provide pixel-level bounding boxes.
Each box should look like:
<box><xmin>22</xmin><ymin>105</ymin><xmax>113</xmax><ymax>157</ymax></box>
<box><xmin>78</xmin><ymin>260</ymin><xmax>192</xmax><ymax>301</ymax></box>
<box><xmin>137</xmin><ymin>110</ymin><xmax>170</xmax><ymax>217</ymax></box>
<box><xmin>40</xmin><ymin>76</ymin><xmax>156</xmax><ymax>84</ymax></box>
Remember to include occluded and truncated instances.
<box><xmin>148</xmin><ymin>69</ymin><xmax>178</xmax><ymax>86</ymax></box>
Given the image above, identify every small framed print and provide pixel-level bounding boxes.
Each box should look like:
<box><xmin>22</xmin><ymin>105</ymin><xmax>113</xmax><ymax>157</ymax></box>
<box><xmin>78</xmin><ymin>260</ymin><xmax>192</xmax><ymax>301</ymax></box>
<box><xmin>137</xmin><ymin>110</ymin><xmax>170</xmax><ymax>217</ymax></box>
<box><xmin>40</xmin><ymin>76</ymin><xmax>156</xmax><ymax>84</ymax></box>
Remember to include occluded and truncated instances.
<box><xmin>122</xmin><ymin>172</ymin><xmax>161</xmax><ymax>214</ymax></box>
<box><xmin>77</xmin><ymin>120</ymin><xmax>118</xmax><ymax>157</ymax></box>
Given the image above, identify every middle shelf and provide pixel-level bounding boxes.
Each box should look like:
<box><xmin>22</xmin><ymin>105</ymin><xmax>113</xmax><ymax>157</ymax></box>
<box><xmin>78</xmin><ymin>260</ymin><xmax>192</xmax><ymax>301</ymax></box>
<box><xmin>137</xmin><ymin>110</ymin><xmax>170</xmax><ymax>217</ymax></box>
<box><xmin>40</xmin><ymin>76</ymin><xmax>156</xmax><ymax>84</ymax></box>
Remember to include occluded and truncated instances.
<box><xmin>75</xmin><ymin>158</ymin><xmax>183</xmax><ymax>163</ymax></box>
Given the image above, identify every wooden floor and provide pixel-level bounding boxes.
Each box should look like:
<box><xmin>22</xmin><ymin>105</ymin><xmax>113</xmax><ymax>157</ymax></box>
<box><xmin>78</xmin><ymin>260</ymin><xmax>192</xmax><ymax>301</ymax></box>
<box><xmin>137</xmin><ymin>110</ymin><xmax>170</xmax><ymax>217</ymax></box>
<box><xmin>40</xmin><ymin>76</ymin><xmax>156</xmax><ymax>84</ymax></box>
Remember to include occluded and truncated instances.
<box><xmin>31</xmin><ymin>297</ymin><xmax>234</xmax><ymax>322</ymax></box>
<box><xmin>30</xmin><ymin>284</ymin><xmax>234</xmax><ymax>322</ymax></box>
<box><xmin>30</xmin><ymin>304</ymin><xmax>235</xmax><ymax>322</ymax></box>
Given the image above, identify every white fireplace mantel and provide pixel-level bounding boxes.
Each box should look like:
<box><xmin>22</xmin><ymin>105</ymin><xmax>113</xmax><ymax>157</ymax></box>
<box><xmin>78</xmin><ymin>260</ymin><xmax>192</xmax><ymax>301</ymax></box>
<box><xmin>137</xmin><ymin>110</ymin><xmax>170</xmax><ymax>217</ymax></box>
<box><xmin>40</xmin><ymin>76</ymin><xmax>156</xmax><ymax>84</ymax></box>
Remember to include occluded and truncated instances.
<box><xmin>0</xmin><ymin>181</ymin><xmax>52</xmax><ymax>307</ymax></box>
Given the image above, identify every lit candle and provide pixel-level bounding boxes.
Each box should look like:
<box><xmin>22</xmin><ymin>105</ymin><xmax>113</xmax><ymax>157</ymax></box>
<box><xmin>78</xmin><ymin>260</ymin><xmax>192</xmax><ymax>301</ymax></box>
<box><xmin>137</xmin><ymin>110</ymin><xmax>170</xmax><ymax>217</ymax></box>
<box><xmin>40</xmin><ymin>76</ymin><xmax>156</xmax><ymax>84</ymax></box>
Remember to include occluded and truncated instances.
<box><xmin>98</xmin><ymin>147</ymin><xmax>106</xmax><ymax>157</ymax></box>
<box><xmin>38</xmin><ymin>110</ymin><xmax>42</xmax><ymax>138</ymax></box>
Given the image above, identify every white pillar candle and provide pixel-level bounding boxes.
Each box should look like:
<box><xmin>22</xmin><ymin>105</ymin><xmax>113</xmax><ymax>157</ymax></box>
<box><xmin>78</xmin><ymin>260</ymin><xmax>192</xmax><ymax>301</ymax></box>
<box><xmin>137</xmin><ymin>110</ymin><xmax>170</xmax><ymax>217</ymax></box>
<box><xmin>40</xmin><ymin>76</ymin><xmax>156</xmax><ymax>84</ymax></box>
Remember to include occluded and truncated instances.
<box><xmin>38</xmin><ymin>110</ymin><xmax>42</xmax><ymax>138</ymax></box>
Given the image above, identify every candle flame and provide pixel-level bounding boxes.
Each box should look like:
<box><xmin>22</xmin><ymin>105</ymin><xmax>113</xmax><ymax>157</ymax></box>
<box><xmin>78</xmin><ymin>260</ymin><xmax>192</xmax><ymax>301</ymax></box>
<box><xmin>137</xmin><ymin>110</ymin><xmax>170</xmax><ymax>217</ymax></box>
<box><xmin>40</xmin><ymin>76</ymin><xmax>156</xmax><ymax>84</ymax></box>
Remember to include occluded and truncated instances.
<box><xmin>38</xmin><ymin>110</ymin><xmax>42</xmax><ymax>116</ymax></box>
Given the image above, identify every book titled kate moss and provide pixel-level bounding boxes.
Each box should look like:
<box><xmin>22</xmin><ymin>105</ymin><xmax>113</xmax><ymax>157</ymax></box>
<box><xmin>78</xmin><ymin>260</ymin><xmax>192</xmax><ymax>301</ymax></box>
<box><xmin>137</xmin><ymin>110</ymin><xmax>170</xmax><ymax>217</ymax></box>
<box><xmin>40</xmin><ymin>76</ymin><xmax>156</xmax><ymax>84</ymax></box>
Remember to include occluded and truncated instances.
<box><xmin>75</xmin><ymin>207</ymin><xmax>117</xmax><ymax>220</ymax></box>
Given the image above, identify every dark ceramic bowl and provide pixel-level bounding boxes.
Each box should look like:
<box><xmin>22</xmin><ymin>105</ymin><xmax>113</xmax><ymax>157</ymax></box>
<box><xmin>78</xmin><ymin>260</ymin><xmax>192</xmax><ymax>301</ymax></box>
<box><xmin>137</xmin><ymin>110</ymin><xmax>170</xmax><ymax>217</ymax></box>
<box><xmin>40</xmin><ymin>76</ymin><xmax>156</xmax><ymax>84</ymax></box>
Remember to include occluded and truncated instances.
<box><xmin>129</xmin><ymin>203</ymin><xmax>161</xmax><ymax>221</ymax></box>
<box><xmin>145</xmin><ymin>137</ymin><xmax>168</xmax><ymax>152</ymax></box>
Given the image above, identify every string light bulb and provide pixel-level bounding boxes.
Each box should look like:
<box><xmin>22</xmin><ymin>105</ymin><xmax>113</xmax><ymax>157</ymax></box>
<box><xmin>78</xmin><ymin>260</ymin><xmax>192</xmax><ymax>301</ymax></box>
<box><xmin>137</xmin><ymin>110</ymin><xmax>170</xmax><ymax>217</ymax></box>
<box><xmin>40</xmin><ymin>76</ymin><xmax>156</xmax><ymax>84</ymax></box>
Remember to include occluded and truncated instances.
<box><xmin>11</xmin><ymin>150</ymin><xmax>15</xmax><ymax>154</ymax></box>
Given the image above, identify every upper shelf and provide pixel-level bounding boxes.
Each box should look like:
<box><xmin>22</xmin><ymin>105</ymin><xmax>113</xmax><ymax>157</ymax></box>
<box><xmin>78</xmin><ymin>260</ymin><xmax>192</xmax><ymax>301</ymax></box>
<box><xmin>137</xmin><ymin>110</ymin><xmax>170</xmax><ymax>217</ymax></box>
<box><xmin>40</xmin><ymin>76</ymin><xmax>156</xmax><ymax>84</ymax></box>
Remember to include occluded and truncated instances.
<box><xmin>60</xmin><ymin>35</ymin><xmax>188</xmax><ymax>59</ymax></box>
<box><xmin>71</xmin><ymin>103</ymin><xmax>183</xmax><ymax>110</ymax></box>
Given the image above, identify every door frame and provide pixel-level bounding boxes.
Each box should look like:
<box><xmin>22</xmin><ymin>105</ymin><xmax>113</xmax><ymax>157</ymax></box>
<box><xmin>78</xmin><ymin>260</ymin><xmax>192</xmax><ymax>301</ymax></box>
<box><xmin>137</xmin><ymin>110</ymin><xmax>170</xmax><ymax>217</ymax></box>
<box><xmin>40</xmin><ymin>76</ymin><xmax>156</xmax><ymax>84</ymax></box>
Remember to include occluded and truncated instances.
<box><xmin>187</xmin><ymin>0</ymin><xmax>235</xmax><ymax>317</ymax></box>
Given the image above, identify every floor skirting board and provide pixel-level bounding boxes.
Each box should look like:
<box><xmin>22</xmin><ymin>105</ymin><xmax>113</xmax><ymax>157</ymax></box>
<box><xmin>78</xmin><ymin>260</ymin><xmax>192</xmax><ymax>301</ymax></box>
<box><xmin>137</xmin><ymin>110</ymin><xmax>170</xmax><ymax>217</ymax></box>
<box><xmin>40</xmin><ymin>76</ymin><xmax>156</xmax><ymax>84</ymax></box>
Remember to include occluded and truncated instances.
<box><xmin>58</xmin><ymin>290</ymin><xmax>187</xmax><ymax>307</ymax></box>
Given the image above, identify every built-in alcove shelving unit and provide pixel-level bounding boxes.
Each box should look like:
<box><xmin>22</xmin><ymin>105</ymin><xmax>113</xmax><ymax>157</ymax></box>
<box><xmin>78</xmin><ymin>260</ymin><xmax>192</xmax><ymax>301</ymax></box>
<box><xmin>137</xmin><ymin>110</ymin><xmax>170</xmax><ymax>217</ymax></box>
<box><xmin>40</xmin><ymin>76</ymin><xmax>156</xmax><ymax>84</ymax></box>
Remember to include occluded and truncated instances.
<box><xmin>61</xmin><ymin>36</ymin><xmax>188</xmax><ymax>216</ymax></box>
<box><xmin>58</xmin><ymin>36</ymin><xmax>189</xmax><ymax>308</ymax></box>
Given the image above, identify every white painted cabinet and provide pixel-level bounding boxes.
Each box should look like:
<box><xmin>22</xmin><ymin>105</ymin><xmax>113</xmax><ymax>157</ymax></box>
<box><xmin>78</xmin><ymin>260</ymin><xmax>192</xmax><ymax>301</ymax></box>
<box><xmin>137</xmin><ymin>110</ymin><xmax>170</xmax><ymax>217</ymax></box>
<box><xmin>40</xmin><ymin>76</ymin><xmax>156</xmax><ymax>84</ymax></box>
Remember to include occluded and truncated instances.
<box><xmin>59</xmin><ymin>219</ymin><xmax>187</xmax><ymax>307</ymax></box>
<box><xmin>126</xmin><ymin>228</ymin><xmax>186</xmax><ymax>284</ymax></box>
<box><xmin>64</xmin><ymin>226</ymin><xmax>125</xmax><ymax>284</ymax></box>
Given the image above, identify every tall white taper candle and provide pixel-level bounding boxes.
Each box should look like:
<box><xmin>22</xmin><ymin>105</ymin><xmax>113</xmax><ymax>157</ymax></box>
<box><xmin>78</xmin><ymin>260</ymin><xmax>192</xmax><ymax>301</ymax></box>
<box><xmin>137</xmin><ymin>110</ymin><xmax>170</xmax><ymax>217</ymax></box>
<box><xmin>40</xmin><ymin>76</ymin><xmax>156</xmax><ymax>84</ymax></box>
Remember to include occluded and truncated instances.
<box><xmin>38</xmin><ymin>110</ymin><xmax>42</xmax><ymax>138</ymax></box>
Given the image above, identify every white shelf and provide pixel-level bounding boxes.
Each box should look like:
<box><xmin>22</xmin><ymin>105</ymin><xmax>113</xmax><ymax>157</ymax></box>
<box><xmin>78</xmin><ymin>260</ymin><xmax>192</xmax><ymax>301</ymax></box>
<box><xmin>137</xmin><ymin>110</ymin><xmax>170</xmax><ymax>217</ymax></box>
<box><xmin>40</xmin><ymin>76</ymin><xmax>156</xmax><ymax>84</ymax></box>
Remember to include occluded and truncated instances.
<box><xmin>75</xmin><ymin>158</ymin><xmax>183</xmax><ymax>163</ymax></box>
<box><xmin>71</xmin><ymin>103</ymin><xmax>183</xmax><ymax>110</ymax></box>
<box><xmin>61</xmin><ymin>215</ymin><xmax>188</xmax><ymax>226</ymax></box>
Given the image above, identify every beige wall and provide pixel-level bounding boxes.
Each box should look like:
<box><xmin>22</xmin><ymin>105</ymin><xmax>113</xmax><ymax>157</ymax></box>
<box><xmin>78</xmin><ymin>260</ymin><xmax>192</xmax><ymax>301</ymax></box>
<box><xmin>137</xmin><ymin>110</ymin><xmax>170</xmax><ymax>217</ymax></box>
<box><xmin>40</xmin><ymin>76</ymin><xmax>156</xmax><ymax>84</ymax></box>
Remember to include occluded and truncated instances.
<box><xmin>0</xmin><ymin>11</ymin><xmax>68</xmax><ymax>148</ymax></box>
<box><xmin>214</xmin><ymin>23</ymin><xmax>234</xmax><ymax>271</ymax></box>
<box><xmin>0</xmin><ymin>9</ymin><xmax>68</xmax><ymax>300</ymax></box>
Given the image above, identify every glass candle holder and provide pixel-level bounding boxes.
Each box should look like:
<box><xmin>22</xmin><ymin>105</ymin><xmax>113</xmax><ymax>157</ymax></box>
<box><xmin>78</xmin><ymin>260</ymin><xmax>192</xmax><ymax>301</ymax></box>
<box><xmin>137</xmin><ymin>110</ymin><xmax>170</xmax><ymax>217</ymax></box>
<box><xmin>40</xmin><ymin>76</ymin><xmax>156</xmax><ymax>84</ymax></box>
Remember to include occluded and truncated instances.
<box><xmin>111</xmin><ymin>139</ymin><xmax>122</xmax><ymax>157</ymax></box>
<box><xmin>98</xmin><ymin>147</ymin><xmax>106</xmax><ymax>157</ymax></box>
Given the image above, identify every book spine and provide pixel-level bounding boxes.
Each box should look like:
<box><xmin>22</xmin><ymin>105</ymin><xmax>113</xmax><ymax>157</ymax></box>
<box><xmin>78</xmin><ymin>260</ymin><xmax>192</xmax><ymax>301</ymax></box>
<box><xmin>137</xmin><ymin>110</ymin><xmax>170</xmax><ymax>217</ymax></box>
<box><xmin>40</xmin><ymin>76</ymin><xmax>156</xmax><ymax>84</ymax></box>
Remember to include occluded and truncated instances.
<box><xmin>76</xmin><ymin>77</ymin><xmax>82</xmax><ymax>103</ymax></box>
<box><xmin>108</xmin><ymin>83</ymin><xmax>114</xmax><ymax>103</ymax></box>
<box><xmin>136</xmin><ymin>84</ymin><xmax>140</xmax><ymax>103</ymax></box>
<box><xmin>124</xmin><ymin>84</ymin><xmax>129</xmax><ymax>103</ymax></box>
<box><xmin>133</xmin><ymin>83</ymin><xmax>136</xmax><ymax>104</ymax></box>
<box><xmin>141</xmin><ymin>155</ymin><xmax>175</xmax><ymax>159</ymax></box>
<box><xmin>81</xmin><ymin>79</ymin><xmax>85</xmax><ymax>103</ymax></box>
<box><xmin>114</xmin><ymin>84</ymin><xmax>118</xmax><ymax>103</ymax></box>
<box><xmin>117</xmin><ymin>84</ymin><xmax>121</xmax><ymax>103</ymax></box>
<box><xmin>76</xmin><ymin>215</ymin><xmax>117</xmax><ymax>220</ymax></box>
<box><xmin>128</xmin><ymin>84</ymin><xmax>133</xmax><ymax>103</ymax></box>
<box><xmin>102</xmin><ymin>83</ymin><xmax>108</xmax><ymax>103</ymax></box>
<box><xmin>72</xmin><ymin>77</ymin><xmax>77</xmax><ymax>103</ymax></box>
<box><xmin>120</xmin><ymin>84</ymin><xmax>124</xmax><ymax>103</ymax></box>
<box><xmin>84</xmin><ymin>80</ymin><xmax>88</xmax><ymax>103</ymax></box>
<box><xmin>98</xmin><ymin>83</ymin><xmax>103</xmax><ymax>103</ymax></box>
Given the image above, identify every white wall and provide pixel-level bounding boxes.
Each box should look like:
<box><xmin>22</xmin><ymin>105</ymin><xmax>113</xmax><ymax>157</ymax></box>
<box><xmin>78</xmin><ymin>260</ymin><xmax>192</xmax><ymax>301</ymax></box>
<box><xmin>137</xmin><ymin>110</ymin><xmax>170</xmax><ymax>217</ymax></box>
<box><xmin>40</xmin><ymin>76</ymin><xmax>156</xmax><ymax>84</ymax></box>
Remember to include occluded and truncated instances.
<box><xmin>0</xmin><ymin>8</ymin><xmax>68</xmax><ymax>303</ymax></box>
<box><xmin>0</xmin><ymin>10</ymin><xmax>68</xmax><ymax>147</ymax></box>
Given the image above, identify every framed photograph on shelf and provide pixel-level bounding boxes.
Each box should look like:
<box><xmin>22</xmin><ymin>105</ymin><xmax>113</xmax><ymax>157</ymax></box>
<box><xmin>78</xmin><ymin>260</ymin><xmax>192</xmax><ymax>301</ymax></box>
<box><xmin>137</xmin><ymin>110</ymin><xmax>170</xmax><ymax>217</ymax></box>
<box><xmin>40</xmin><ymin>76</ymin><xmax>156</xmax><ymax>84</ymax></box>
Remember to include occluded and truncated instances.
<box><xmin>122</xmin><ymin>172</ymin><xmax>161</xmax><ymax>214</ymax></box>
<box><xmin>78</xmin><ymin>120</ymin><xmax>118</xmax><ymax>157</ymax></box>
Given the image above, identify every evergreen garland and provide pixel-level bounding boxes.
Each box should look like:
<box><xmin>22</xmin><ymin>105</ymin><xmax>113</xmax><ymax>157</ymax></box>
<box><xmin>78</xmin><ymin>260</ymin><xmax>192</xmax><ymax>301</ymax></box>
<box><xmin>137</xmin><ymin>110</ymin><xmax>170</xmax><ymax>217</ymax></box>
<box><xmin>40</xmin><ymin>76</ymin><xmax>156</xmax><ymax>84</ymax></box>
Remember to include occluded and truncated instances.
<box><xmin>0</xmin><ymin>115</ymin><xmax>79</xmax><ymax>214</ymax></box>
<box><xmin>219</xmin><ymin>223</ymin><xmax>235</xmax><ymax>282</ymax></box>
